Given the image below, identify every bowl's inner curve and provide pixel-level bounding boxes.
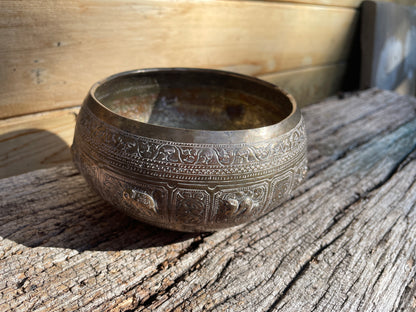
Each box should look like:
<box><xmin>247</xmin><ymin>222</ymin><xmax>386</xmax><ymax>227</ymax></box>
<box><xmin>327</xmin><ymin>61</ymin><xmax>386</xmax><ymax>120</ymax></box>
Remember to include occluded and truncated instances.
<box><xmin>94</xmin><ymin>71</ymin><xmax>293</xmax><ymax>131</ymax></box>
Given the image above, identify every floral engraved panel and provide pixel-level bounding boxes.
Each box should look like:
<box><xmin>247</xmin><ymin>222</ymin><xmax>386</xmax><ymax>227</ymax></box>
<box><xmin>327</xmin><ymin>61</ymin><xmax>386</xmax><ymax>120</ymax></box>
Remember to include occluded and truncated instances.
<box><xmin>172</xmin><ymin>189</ymin><xmax>210</xmax><ymax>224</ymax></box>
<box><xmin>268</xmin><ymin>172</ymin><xmax>293</xmax><ymax>210</ymax></box>
<box><xmin>213</xmin><ymin>182</ymin><xmax>269</xmax><ymax>222</ymax></box>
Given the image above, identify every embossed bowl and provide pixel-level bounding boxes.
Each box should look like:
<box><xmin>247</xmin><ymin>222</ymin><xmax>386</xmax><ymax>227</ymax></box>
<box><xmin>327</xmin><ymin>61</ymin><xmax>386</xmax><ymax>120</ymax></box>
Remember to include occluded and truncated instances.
<box><xmin>72</xmin><ymin>68</ymin><xmax>307</xmax><ymax>232</ymax></box>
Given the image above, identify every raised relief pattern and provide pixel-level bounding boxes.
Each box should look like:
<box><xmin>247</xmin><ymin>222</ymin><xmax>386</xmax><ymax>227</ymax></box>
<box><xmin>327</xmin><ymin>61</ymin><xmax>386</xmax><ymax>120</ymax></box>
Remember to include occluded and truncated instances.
<box><xmin>213</xmin><ymin>182</ymin><xmax>269</xmax><ymax>222</ymax></box>
<box><xmin>123</xmin><ymin>189</ymin><xmax>157</xmax><ymax>216</ymax></box>
<box><xmin>73</xmin><ymin>105</ymin><xmax>308</xmax><ymax>229</ymax></box>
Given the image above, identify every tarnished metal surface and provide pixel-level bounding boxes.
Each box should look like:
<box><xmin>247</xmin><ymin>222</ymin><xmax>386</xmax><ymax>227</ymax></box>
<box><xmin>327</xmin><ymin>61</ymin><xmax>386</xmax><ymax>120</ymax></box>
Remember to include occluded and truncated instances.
<box><xmin>71</xmin><ymin>68</ymin><xmax>307</xmax><ymax>232</ymax></box>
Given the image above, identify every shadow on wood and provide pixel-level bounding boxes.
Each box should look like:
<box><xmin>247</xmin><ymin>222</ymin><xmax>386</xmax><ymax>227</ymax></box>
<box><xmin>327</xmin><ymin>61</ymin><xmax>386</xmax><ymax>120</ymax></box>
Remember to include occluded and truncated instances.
<box><xmin>0</xmin><ymin>128</ymin><xmax>73</xmax><ymax>179</ymax></box>
<box><xmin>0</xmin><ymin>163</ymin><xmax>201</xmax><ymax>252</ymax></box>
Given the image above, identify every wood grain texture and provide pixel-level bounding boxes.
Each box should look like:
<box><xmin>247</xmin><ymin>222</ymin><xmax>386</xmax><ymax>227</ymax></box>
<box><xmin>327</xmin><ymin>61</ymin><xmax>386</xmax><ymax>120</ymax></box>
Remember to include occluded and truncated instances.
<box><xmin>0</xmin><ymin>108</ymin><xmax>78</xmax><ymax>179</ymax></box>
<box><xmin>0</xmin><ymin>0</ymin><xmax>358</xmax><ymax>118</ymax></box>
<box><xmin>1</xmin><ymin>89</ymin><xmax>415</xmax><ymax>311</ymax></box>
<box><xmin>260</xmin><ymin>0</ymin><xmax>363</xmax><ymax>8</ymax></box>
<box><xmin>259</xmin><ymin>0</ymin><xmax>416</xmax><ymax>8</ymax></box>
<box><xmin>260</xmin><ymin>63</ymin><xmax>347</xmax><ymax>107</ymax></box>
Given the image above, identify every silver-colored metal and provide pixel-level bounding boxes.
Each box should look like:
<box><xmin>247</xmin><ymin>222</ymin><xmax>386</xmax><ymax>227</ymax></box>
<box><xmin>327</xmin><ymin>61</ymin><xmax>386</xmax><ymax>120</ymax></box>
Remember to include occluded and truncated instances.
<box><xmin>72</xmin><ymin>68</ymin><xmax>307</xmax><ymax>232</ymax></box>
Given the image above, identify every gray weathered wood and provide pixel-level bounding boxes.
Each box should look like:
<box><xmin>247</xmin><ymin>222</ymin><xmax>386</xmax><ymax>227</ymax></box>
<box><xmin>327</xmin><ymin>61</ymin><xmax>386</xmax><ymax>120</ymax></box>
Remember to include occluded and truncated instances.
<box><xmin>0</xmin><ymin>89</ymin><xmax>415</xmax><ymax>311</ymax></box>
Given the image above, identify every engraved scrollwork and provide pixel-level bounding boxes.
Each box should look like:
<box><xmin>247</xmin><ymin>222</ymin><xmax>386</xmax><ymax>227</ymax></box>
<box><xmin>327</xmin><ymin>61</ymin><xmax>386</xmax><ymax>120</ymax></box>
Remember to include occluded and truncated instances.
<box><xmin>180</xmin><ymin>147</ymin><xmax>199</xmax><ymax>164</ymax></box>
<box><xmin>234</xmin><ymin>146</ymin><xmax>257</xmax><ymax>164</ymax></box>
<box><xmin>155</xmin><ymin>144</ymin><xmax>181</xmax><ymax>162</ymax></box>
<box><xmin>137</xmin><ymin>140</ymin><xmax>159</xmax><ymax>159</ymax></box>
<box><xmin>215</xmin><ymin>147</ymin><xmax>234</xmax><ymax>166</ymax></box>
<box><xmin>252</xmin><ymin>143</ymin><xmax>272</xmax><ymax>160</ymax></box>
<box><xmin>197</xmin><ymin>148</ymin><xmax>217</xmax><ymax>165</ymax></box>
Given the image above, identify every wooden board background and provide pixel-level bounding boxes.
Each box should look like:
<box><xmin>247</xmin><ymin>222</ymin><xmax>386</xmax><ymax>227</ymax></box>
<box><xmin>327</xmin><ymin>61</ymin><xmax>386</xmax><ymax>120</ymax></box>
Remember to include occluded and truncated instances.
<box><xmin>0</xmin><ymin>108</ymin><xmax>78</xmax><ymax>179</ymax></box>
<box><xmin>1</xmin><ymin>0</ymin><xmax>414</xmax><ymax>119</ymax></box>
<box><xmin>0</xmin><ymin>0</ymin><xmax>359</xmax><ymax>118</ymax></box>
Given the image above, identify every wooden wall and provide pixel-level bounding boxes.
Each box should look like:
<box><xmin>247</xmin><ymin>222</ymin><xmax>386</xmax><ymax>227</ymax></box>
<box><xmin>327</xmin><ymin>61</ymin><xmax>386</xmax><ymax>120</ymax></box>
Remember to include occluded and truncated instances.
<box><xmin>1</xmin><ymin>0</ymin><xmax>362</xmax><ymax>119</ymax></box>
<box><xmin>2</xmin><ymin>0</ymin><xmax>415</xmax><ymax>119</ymax></box>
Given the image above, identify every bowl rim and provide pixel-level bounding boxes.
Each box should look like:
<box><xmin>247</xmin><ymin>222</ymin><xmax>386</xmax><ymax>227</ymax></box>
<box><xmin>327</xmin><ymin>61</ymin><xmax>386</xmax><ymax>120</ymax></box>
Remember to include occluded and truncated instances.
<box><xmin>84</xmin><ymin>68</ymin><xmax>301</xmax><ymax>144</ymax></box>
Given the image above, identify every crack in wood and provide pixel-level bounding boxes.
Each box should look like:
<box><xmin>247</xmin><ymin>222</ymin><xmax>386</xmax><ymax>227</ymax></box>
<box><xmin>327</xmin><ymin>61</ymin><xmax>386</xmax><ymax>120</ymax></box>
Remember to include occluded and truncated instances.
<box><xmin>206</xmin><ymin>289</ymin><xmax>247</xmax><ymax>312</ymax></box>
<box><xmin>265</xmin><ymin>146</ymin><xmax>416</xmax><ymax>311</ymax></box>
<box><xmin>398</xmin><ymin>271</ymin><xmax>416</xmax><ymax>311</ymax></box>
<box><xmin>182</xmin><ymin>254</ymin><xmax>235</xmax><ymax>310</ymax></box>
<box><xmin>266</xmin><ymin>231</ymin><xmax>345</xmax><ymax>312</ymax></box>
<box><xmin>136</xmin><ymin>234</ymin><xmax>209</xmax><ymax>310</ymax></box>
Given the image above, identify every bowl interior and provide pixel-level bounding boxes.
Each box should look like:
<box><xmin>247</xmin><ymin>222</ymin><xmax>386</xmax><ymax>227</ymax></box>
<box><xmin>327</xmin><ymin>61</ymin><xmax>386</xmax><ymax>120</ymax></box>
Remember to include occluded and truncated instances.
<box><xmin>94</xmin><ymin>70</ymin><xmax>293</xmax><ymax>131</ymax></box>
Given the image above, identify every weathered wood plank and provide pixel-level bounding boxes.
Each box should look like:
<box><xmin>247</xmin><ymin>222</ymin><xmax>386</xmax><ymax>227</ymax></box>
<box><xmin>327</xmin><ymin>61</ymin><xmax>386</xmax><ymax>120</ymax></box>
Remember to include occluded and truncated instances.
<box><xmin>0</xmin><ymin>0</ymin><xmax>358</xmax><ymax>118</ymax></box>
<box><xmin>0</xmin><ymin>108</ymin><xmax>78</xmax><ymax>179</ymax></box>
<box><xmin>0</xmin><ymin>89</ymin><xmax>415</xmax><ymax>311</ymax></box>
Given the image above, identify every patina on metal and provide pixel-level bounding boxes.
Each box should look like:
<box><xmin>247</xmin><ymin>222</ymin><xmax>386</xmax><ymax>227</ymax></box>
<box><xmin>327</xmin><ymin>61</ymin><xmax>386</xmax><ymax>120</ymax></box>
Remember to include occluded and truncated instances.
<box><xmin>71</xmin><ymin>68</ymin><xmax>308</xmax><ymax>232</ymax></box>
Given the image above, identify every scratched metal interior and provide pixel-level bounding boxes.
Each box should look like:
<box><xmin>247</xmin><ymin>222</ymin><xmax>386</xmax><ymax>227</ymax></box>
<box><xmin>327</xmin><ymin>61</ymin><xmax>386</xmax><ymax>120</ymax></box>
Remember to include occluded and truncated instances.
<box><xmin>95</xmin><ymin>71</ymin><xmax>292</xmax><ymax>131</ymax></box>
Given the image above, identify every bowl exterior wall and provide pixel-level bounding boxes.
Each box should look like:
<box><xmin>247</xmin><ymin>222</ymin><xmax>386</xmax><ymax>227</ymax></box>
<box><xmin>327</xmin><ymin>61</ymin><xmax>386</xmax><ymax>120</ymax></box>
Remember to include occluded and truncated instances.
<box><xmin>72</xmin><ymin>103</ymin><xmax>307</xmax><ymax>232</ymax></box>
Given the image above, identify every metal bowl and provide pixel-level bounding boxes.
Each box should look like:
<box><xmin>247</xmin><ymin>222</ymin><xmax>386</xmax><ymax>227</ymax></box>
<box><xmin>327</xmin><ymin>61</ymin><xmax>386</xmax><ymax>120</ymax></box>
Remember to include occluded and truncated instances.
<box><xmin>71</xmin><ymin>68</ymin><xmax>307</xmax><ymax>232</ymax></box>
